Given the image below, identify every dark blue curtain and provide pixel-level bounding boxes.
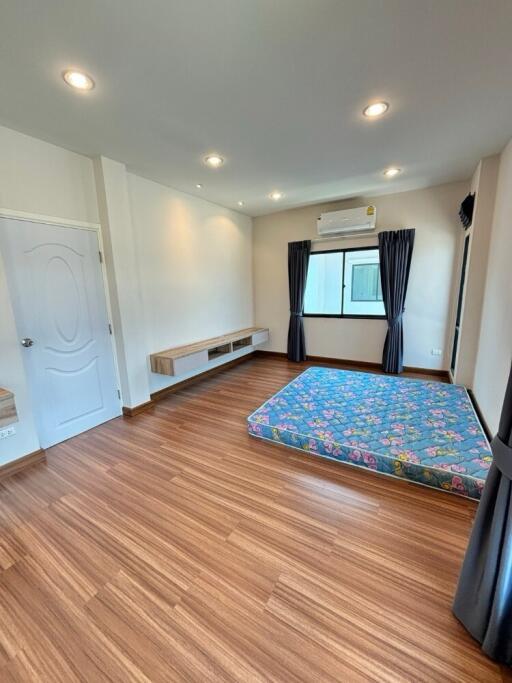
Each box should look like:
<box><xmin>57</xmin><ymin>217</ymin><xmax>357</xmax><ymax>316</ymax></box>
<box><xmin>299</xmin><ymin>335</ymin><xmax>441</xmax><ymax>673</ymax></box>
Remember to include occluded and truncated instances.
<box><xmin>378</xmin><ymin>230</ymin><xmax>415</xmax><ymax>373</ymax></box>
<box><xmin>453</xmin><ymin>364</ymin><xmax>512</xmax><ymax>665</ymax></box>
<box><xmin>287</xmin><ymin>240</ymin><xmax>311</xmax><ymax>362</ymax></box>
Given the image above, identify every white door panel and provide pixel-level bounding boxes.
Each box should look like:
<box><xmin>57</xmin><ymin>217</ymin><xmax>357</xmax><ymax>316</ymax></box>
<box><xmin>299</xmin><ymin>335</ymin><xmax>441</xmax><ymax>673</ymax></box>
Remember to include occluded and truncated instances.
<box><xmin>0</xmin><ymin>218</ymin><xmax>121</xmax><ymax>447</ymax></box>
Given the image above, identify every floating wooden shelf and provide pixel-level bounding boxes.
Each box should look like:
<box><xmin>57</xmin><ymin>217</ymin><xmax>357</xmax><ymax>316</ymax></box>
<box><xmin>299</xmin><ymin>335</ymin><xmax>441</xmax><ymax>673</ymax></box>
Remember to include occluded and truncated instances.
<box><xmin>0</xmin><ymin>388</ymin><xmax>18</xmax><ymax>428</ymax></box>
<box><xmin>150</xmin><ymin>327</ymin><xmax>269</xmax><ymax>376</ymax></box>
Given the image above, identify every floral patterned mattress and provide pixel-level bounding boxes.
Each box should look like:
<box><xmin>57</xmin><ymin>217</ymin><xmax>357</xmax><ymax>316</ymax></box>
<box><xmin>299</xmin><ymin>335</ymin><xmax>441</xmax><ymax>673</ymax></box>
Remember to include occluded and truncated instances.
<box><xmin>247</xmin><ymin>367</ymin><xmax>491</xmax><ymax>500</ymax></box>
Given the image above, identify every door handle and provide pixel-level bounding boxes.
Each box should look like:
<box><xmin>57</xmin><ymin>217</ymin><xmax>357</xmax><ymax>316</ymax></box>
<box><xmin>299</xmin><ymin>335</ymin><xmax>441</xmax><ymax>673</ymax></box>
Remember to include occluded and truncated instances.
<box><xmin>21</xmin><ymin>338</ymin><xmax>35</xmax><ymax>347</ymax></box>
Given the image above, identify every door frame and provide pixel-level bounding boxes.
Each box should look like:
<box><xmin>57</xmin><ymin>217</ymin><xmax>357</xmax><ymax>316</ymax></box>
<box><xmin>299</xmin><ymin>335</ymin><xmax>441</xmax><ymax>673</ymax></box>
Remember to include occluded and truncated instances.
<box><xmin>448</xmin><ymin>228</ymin><xmax>473</xmax><ymax>383</ymax></box>
<box><xmin>0</xmin><ymin>207</ymin><xmax>123</xmax><ymax>425</ymax></box>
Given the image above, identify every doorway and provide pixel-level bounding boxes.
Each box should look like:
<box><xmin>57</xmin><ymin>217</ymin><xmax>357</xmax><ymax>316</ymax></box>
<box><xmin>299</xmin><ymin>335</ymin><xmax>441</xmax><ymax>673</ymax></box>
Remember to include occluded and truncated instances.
<box><xmin>0</xmin><ymin>217</ymin><xmax>121</xmax><ymax>447</ymax></box>
<box><xmin>450</xmin><ymin>233</ymin><xmax>471</xmax><ymax>375</ymax></box>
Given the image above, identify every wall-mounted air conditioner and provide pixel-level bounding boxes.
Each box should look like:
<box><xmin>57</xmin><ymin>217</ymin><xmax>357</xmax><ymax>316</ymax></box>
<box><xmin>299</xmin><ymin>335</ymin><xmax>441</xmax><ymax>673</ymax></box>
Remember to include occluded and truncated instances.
<box><xmin>317</xmin><ymin>205</ymin><xmax>376</xmax><ymax>236</ymax></box>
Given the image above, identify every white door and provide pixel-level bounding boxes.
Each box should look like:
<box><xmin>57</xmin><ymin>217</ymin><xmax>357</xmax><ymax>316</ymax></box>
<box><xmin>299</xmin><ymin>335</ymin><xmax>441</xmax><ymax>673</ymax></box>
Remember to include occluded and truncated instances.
<box><xmin>0</xmin><ymin>218</ymin><xmax>121</xmax><ymax>447</ymax></box>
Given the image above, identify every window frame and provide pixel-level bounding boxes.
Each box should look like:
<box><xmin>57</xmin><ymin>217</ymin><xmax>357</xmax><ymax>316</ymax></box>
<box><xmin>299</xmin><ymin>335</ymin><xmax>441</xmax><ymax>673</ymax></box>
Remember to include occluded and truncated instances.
<box><xmin>303</xmin><ymin>245</ymin><xmax>387</xmax><ymax>320</ymax></box>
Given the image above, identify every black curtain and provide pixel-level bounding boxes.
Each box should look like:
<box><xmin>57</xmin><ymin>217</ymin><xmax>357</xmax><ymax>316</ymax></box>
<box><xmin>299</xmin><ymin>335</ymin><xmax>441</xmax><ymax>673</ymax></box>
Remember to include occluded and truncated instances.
<box><xmin>287</xmin><ymin>240</ymin><xmax>311</xmax><ymax>361</ymax></box>
<box><xmin>453</xmin><ymin>365</ymin><xmax>512</xmax><ymax>665</ymax></box>
<box><xmin>378</xmin><ymin>229</ymin><xmax>415</xmax><ymax>374</ymax></box>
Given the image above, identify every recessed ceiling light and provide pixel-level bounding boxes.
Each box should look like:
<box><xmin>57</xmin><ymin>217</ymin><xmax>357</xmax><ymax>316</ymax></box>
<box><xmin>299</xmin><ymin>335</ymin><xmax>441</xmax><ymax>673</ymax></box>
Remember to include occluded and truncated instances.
<box><xmin>237</xmin><ymin>201</ymin><xmax>244</xmax><ymax>207</ymax></box>
<box><xmin>204</xmin><ymin>154</ymin><xmax>224</xmax><ymax>168</ymax></box>
<box><xmin>196</xmin><ymin>183</ymin><xmax>203</xmax><ymax>189</ymax></box>
<box><xmin>383</xmin><ymin>166</ymin><xmax>401</xmax><ymax>178</ymax></box>
<box><xmin>363</xmin><ymin>101</ymin><xmax>389</xmax><ymax>118</ymax></box>
<box><xmin>269</xmin><ymin>191</ymin><xmax>283</xmax><ymax>201</ymax></box>
<box><xmin>62</xmin><ymin>69</ymin><xmax>95</xmax><ymax>91</ymax></box>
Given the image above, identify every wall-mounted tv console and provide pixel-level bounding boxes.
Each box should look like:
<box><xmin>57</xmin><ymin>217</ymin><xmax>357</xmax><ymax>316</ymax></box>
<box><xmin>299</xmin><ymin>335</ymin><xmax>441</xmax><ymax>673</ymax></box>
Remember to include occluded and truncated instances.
<box><xmin>150</xmin><ymin>327</ymin><xmax>269</xmax><ymax>377</ymax></box>
<box><xmin>0</xmin><ymin>388</ymin><xmax>17</xmax><ymax>428</ymax></box>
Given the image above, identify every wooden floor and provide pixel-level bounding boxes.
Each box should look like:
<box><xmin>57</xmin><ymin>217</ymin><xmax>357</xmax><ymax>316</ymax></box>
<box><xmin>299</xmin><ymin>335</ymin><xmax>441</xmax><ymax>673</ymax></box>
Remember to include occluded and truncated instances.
<box><xmin>0</xmin><ymin>357</ymin><xmax>507</xmax><ymax>682</ymax></box>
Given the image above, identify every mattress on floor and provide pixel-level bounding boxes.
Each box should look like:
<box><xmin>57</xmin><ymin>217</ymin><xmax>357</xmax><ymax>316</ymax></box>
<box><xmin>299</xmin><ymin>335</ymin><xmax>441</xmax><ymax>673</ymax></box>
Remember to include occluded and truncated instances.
<box><xmin>247</xmin><ymin>367</ymin><xmax>492</xmax><ymax>500</ymax></box>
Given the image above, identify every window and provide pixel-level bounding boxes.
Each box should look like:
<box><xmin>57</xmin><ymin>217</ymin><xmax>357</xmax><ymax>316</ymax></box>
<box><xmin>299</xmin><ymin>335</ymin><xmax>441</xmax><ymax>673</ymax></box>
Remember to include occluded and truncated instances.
<box><xmin>351</xmin><ymin>264</ymin><xmax>381</xmax><ymax>301</ymax></box>
<box><xmin>303</xmin><ymin>247</ymin><xmax>386</xmax><ymax>318</ymax></box>
<box><xmin>302</xmin><ymin>251</ymin><xmax>344</xmax><ymax>315</ymax></box>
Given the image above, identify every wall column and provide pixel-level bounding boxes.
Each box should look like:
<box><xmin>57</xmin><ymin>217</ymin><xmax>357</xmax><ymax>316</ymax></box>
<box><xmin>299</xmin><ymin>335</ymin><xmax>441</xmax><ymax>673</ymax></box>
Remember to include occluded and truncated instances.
<box><xmin>453</xmin><ymin>155</ymin><xmax>499</xmax><ymax>387</ymax></box>
<box><xmin>94</xmin><ymin>156</ymin><xmax>151</xmax><ymax>409</ymax></box>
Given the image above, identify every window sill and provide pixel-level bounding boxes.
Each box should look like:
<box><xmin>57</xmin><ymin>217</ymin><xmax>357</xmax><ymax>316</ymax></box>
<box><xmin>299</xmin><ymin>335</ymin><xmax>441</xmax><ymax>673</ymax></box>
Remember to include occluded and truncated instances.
<box><xmin>303</xmin><ymin>314</ymin><xmax>387</xmax><ymax>320</ymax></box>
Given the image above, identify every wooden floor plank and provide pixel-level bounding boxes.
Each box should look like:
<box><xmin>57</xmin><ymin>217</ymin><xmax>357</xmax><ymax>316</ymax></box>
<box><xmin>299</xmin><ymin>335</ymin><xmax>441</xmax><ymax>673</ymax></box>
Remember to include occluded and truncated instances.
<box><xmin>0</xmin><ymin>357</ymin><xmax>505</xmax><ymax>681</ymax></box>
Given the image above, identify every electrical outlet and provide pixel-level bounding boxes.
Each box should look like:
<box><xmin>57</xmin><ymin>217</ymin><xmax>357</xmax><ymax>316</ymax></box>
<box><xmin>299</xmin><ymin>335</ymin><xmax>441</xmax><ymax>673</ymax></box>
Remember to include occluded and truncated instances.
<box><xmin>0</xmin><ymin>425</ymin><xmax>16</xmax><ymax>440</ymax></box>
<box><xmin>431</xmin><ymin>348</ymin><xmax>443</xmax><ymax>356</ymax></box>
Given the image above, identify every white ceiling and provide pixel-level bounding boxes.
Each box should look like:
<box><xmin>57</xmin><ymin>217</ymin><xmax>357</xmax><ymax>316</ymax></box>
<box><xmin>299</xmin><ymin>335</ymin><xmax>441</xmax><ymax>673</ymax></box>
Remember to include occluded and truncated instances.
<box><xmin>1</xmin><ymin>0</ymin><xmax>512</xmax><ymax>216</ymax></box>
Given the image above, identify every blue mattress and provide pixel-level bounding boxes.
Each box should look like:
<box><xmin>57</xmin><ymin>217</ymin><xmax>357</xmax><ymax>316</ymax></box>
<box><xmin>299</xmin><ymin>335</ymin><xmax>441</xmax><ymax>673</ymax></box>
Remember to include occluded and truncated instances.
<box><xmin>247</xmin><ymin>367</ymin><xmax>491</xmax><ymax>500</ymax></box>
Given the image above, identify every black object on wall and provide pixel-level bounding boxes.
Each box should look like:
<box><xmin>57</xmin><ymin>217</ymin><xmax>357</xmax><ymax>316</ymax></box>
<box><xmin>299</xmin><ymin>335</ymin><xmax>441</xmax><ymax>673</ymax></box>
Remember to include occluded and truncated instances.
<box><xmin>459</xmin><ymin>193</ymin><xmax>475</xmax><ymax>229</ymax></box>
<box><xmin>378</xmin><ymin>229</ymin><xmax>415</xmax><ymax>374</ymax></box>
<box><xmin>450</xmin><ymin>233</ymin><xmax>471</xmax><ymax>373</ymax></box>
<box><xmin>287</xmin><ymin>240</ymin><xmax>311</xmax><ymax>361</ymax></box>
<box><xmin>453</xmin><ymin>364</ymin><xmax>512</xmax><ymax>665</ymax></box>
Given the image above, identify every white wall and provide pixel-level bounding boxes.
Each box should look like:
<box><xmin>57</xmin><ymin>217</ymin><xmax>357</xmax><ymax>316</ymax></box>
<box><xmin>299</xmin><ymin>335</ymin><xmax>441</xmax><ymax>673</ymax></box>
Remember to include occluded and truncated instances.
<box><xmin>0</xmin><ymin>124</ymin><xmax>253</xmax><ymax>465</ymax></box>
<box><xmin>253</xmin><ymin>181</ymin><xmax>467</xmax><ymax>370</ymax></box>
<box><xmin>0</xmin><ymin>125</ymin><xmax>99</xmax><ymax>224</ymax></box>
<box><xmin>473</xmin><ymin>138</ymin><xmax>512</xmax><ymax>433</ymax></box>
<box><xmin>453</xmin><ymin>156</ymin><xmax>499</xmax><ymax>386</ymax></box>
<box><xmin>94</xmin><ymin>157</ymin><xmax>151</xmax><ymax>409</ymax></box>
<box><xmin>127</xmin><ymin>173</ymin><xmax>253</xmax><ymax>393</ymax></box>
<box><xmin>0</xmin><ymin>125</ymin><xmax>99</xmax><ymax>465</ymax></box>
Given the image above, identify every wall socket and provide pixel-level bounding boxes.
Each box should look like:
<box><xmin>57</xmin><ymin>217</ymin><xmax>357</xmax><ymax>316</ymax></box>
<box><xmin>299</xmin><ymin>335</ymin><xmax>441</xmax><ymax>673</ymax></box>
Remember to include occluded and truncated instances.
<box><xmin>0</xmin><ymin>425</ymin><xmax>16</xmax><ymax>440</ymax></box>
<box><xmin>431</xmin><ymin>348</ymin><xmax>443</xmax><ymax>356</ymax></box>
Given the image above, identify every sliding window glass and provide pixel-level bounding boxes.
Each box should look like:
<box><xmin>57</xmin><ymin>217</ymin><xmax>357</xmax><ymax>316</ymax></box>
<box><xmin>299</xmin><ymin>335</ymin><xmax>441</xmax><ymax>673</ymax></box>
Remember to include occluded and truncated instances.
<box><xmin>304</xmin><ymin>247</ymin><xmax>385</xmax><ymax>318</ymax></box>
<box><xmin>303</xmin><ymin>251</ymin><xmax>344</xmax><ymax>315</ymax></box>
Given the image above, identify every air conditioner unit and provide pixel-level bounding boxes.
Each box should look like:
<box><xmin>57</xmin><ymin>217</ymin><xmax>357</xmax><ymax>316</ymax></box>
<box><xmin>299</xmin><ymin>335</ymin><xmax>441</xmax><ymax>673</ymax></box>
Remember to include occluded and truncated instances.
<box><xmin>317</xmin><ymin>205</ymin><xmax>376</xmax><ymax>236</ymax></box>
